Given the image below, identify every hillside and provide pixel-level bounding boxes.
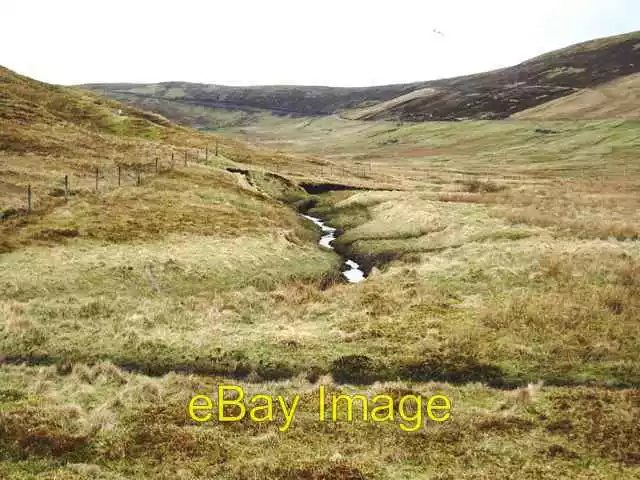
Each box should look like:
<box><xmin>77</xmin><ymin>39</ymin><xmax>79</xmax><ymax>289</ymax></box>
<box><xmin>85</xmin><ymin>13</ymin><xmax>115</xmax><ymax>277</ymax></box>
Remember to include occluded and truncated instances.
<box><xmin>84</xmin><ymin>81</ymin><xmax>424</xmax><ymax>126</ymax></box>
<box><xmin>0</xmin><ymin>65</ymin><xmax>206</xmax><ymax>158</ymax></box>
<box><xmin>2</xmin><ymin>66</ymin><xmax>640</xmax><ymax>479</ymax></box>
<box><xmin>513</xmin><ymin>73</ymin><xmax>640</xmax><ymax>120</ymax></box>
<box><xmin>0</xmin><ymin>65</ymin><xmax>322</xmax><ymax>248</ymax></box>
<box><xmin>348</xmin><ymin>30</ymin><xmax>640</xmax><ymax>121</ymax></box>
<box><xmin>82</xmin><ymin>31</ymin><xmax>640</xmax><ymax>124</ymax></box>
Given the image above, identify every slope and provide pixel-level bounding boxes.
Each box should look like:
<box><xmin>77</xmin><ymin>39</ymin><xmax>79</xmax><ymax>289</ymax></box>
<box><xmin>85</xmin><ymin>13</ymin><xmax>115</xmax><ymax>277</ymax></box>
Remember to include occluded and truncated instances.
<box><xmin>83</xmin><ymin>81</ymin><xmax>424</xmax><ymax>123</ymax></box>
<box><xmin>349</xmin><ymin>30</ymin><xmax>640</xmax><ymax>121</ymax></box>
<box><xmin>0</xmin><ymin>65</ymin><xmax>180</xmax><ymax>153</ymax></box>
<box><xmin>0</xmin><ymin>64</ymin><xmax>332</xmax><ymax>277</ymax></box>
<box><xmin>512</xmin><ymin>73</ymin><xmax>640</xmax><ymax>120</ymax></box>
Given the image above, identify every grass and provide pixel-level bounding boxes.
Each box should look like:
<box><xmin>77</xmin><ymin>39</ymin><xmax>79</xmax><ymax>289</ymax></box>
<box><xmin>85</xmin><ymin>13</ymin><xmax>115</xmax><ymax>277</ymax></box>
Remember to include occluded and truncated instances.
<box><xmin>515</xmin><ymin>73</ymin><xmax>640</xmax><ymax>120</ymax></box>
<box><xmin>0</xmin><ymin>364</ymin><xmax>638</xmax><ymax>479</ymax></box>
<box><xmin>1</xmin><ymin>66</ymin><xmax>639</xmax><ymax>478</ymax></box>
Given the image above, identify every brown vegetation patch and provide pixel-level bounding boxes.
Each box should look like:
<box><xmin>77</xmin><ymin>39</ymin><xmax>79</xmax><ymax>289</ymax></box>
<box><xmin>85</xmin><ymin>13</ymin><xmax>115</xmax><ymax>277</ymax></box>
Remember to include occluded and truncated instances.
<box><xmin>547</xmin><ymin>389</ymin><xmax>640</xmax><ymax>465</ymax></box>
<box><xmin>268</xmin><ymin>461</ymin><xmax>369</xmax><ymax>480</ymax></box>
<box><xmin>544</xmin><ymin>444</ymin><xmax>580</xmax><ymax>459</ymax></box>
<box><xmin>32</xmin><ymin>227</ymin><xmax>80</xmax><ymax>241</ymax></box>
<box><xmin>0</xmin><ymin>409</ymin><xmax>92</xmax><ymax>459</ymax></box>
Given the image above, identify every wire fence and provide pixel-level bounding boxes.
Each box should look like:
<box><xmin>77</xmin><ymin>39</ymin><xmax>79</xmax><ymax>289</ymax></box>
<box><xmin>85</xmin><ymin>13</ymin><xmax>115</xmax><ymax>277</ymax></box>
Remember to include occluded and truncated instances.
<box><xmin>1</xmin><ymin>146</ymin><xmax>216</xmax><ymax>221</ymax></box>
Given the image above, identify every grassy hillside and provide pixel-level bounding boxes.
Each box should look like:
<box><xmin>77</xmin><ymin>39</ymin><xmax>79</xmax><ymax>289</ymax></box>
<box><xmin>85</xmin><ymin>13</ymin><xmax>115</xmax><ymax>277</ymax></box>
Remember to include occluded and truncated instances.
<box><xmin>1</xmin><ymin>67</ymin><xmax>639</xmax><ymax>478</ymax></box>
<box><xmin>83</xmin><ymin>31</ymin><xmax>640</xmax><ymax>125</ymax></box>
<box><xmin>513</xmin><ymin>73</ymin><xmax>640</xmax><ymax>120</ymax></box>
<box><xmin>1</xmin><ymin>66</ymin><xmax>178</xmax><ymax>152</ymax></box>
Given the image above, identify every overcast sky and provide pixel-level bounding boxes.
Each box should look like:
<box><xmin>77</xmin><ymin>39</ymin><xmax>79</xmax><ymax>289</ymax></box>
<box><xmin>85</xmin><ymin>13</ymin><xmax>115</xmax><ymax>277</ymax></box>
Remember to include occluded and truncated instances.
<box><xmin>2</xmin><ymin>0</ymin><xmax>638</xmax><ymax>87</ymax></box>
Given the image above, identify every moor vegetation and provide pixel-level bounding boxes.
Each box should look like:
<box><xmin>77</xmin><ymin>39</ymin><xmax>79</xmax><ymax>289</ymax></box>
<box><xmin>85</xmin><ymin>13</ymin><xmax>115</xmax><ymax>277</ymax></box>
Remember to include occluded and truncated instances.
<box><xmin>1</xmin><ymin>61</ymin><xmax>639</xmax><ymax>479</ymax></box>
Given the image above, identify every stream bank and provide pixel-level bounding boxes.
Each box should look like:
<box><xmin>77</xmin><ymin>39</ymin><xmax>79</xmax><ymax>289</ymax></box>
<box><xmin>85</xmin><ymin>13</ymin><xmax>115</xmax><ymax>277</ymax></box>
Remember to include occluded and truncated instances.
<box><xmin>224</xmin><ymin>167</ymin><xmax>376</xmax><ymax>282</ymax></box>
<box><xmin>301</xmin><ymin>214</ymin><xmax>365</xmax><ymax>283</ymax></box>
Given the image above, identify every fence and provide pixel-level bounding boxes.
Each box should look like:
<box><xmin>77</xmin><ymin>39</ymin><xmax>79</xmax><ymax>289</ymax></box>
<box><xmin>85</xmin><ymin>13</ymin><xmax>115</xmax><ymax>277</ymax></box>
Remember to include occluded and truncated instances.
<box><xmin>2</xmin><ymin>146</ymin><xmax>216</xmax><ymax>220</ymax></box>
<box><xmin>316</xmin><ymin>163</ymin><xmax>372</xmax><ymax>178</ymax></box>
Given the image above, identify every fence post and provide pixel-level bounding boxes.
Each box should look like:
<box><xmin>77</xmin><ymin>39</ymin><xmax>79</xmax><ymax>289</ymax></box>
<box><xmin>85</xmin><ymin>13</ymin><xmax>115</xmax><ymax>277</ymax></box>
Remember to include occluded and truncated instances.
<box><xmin>64</xmin><ymin>175</ymin><xmax>69</xmax><ymax>201</ymax></box>
<box><xmin>184</xmin><ymin>151</ymin><xmax>187</xmax><ymax>167</ymax></box>
<box><xmin>95</xmin><ymin>167</ymin><xmax>99</xmax><ymax>192</ymax></box>
<box><xmin>118</xmin><ymin>166</ymin><xmax>121</xmax><ymax>186</ymax></box>
<box><xmin>215</xmin><ymin>141</ymin><xmax>219</xmax><ymax>156</ymax></box>
<box><xmin>137</xmin><ymin>166</ymin><xmax>141</xmax><ymax>186</ymax></box>
<box><xmin>27</xmin><ymin>184</ymin><xmax>32</xmax><ymax>212</ymax></box>
<box><xmin>155</xmin><ymin>157</ymin><xmax>158</xmax><ymax>174</ymax></box>
<box><xmin>171</xmin><ymin>152</ymin><xmax>174</xmax><ymax>169</ymax></box>
<box><xmin>205</xmin><ymin>147</ymin><xmax>208</xmax><ymax>161</ymax></box>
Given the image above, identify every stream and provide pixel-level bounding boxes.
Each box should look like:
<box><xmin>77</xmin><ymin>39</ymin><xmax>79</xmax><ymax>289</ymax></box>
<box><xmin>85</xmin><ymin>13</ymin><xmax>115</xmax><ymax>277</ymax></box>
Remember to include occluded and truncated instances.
<box><xmin>302</xmin><ymin>214</ymin><xmax>365</xmax><ymax>283</ymax></box>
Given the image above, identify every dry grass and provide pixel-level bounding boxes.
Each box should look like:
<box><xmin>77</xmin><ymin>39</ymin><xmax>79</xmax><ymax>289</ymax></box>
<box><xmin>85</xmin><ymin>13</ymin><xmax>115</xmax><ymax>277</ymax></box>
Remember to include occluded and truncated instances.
<box><xmin>1</xmin><ymin>66</ymin><xmax>639</xmax><ymax>478</ymax></box>
<box><xmin>0</xmin><ymin>365</ymin><xmax>638</xmax><ymax>479</ymax></box>
<box><xmin>514</xmin><ymin>73</ymin><xmax>640</xmax><ymax>120</ymax></box>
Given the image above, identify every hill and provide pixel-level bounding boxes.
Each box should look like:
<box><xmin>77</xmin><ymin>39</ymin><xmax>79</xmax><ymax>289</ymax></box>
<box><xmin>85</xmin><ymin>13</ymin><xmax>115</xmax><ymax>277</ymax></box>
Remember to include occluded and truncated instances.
<box><xmin>513</xmin><ymin>73</ymin><xmax>640</xmax><ymax>120</ymax></box>
<box><xmin>0</xmin><ymin>65</ymin><xmax>324</xmax><ymax>252</ymax></box>
<box><xmin>347</xmin><ymin>30</ymin><xmax>640</xmax><ymax>121</ymax></box>
<box><xmin>83</xmin><ymin>81</ymin><xmax>424</xmax><ymax>126</ymax></box>
<box><xmin>82</xmin><ymin>31</ymin><xmax>640</xmax><ymax>124</ymax></box>
<box><xmin>0</xmin><ymin>66</ymin><xmax>174</xmax><ymax>129</ymax></box>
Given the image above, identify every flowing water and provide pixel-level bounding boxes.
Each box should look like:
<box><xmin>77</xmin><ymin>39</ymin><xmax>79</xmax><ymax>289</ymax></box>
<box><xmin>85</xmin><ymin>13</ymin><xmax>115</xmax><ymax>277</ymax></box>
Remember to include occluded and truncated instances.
<box><xmin>302</xmin><ymin>214</ymin><xmax>365</xmax><ymax>283</ymax></box>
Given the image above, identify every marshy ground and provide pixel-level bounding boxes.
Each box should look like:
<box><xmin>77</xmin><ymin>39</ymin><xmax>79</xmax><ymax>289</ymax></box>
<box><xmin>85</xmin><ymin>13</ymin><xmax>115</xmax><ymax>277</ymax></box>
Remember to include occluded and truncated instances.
<box><xmin>1</xmin><ymin>80</ymin><xmax>639</xmax><ymax>478</ymax></box>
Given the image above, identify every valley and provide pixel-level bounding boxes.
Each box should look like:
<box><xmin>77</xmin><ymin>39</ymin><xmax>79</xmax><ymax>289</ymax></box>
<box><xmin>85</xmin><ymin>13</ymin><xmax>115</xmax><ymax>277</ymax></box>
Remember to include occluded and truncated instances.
<box><xmin>1</xmin><ymin>30</ymin><xmax>639</xmax><ymax>479</ymax></box>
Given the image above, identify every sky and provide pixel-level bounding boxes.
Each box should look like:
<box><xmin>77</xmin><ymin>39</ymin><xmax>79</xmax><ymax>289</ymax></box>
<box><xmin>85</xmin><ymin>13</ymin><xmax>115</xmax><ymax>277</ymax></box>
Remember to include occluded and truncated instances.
<box><xmin>1</xmin><ymin>0</ymin><xmax>638</xmax><ymax>87</ymax></box>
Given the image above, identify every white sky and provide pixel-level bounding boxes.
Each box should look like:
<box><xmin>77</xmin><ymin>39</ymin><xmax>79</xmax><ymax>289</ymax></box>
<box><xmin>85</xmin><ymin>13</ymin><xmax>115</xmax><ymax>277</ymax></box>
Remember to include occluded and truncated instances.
<box><xmin>1</xmin><ymin>0</ymin><xmax>638</xmax><ymax>87</ymax></box>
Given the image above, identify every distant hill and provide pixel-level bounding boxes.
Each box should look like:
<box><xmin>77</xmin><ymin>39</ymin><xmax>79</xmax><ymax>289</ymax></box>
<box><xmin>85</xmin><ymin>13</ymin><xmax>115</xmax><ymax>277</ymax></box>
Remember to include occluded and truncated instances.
<box><xmin>512</xmin><ymin>73</ymin><xmax>640</xmax><ymax>120</ymax></box>
<box><xmin>82</xmin><ymin>82</ymin><xmax>424</xmax><ymax>124</ymax></box>
<box><xmin>82</xmin><ymin>30</ymin><xmax>640</xmax><ymax>124</ymax></box>
<box><xmin>348</xmin><ymin>31</ymin><xmax>640</xmax><ymax>121</ymax></box>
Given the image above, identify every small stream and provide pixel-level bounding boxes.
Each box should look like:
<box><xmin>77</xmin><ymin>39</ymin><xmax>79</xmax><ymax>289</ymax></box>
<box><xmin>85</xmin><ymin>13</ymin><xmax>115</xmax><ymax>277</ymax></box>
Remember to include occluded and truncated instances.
<box><xmin>302</xmin><ymin>214</ymin><xmax>365</xmax><ymax>283</ymax></box>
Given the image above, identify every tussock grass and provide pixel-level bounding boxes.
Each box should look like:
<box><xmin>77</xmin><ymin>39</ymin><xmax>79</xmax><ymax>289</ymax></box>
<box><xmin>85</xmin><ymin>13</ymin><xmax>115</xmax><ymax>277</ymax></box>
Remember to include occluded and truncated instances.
<box><xmin>0</xmin><ymin>364</ymin><xmax>638</xmax><ymax>478</ymax></box>
<box><xmin>2</xmin><ymin>68</ymin><xmax>639</xmax><ymax>477</ymax></box>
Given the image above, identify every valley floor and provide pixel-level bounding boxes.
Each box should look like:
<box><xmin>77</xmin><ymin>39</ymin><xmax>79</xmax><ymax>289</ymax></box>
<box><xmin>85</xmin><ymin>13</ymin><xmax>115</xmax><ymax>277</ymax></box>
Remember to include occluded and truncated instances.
<box><xmin>1</xmin><ymin>115</ymin><xmax>639</xmax><ymax>479</ymax></box>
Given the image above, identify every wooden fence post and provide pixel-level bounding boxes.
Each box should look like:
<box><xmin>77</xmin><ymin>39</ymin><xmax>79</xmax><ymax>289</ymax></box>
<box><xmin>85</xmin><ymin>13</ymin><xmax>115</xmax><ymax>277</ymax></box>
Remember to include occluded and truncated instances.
<box><xmin>184</xmin><ymin>151</ymin><xmax>187</xmax><ymax>167</ymax></box>
<box><xmin>64</xmin><ymin>175</ymin><xmax>69</xmax><ymax>201</ymax></box>
<box><xmin>171</xmin><ymin>152</ymin><xmax>174</xmax><ymax>169</ymax></box>
<box><xmin>137</xmin><ymin>166</ymin><xmax>141</xmax><ymax>186</ymax></box>
<box><xmin>118</xmin><ymin>166</ymin><xmax>121</xmax><ymax>186</ymax></box>
<box><xmin>27</xmin><ymin>184</ymin><xmax>32</xmax><ymax>212</ymax></box>
<box><xmin>95</xmin><ymin>167</ymin><xmax>99</xmax><ymax>192</ymax></box>
<box><xmin>215</xmin><ymin>141</ymin><xmax>219</xmax><ymax>157</ymax></box>
<box><xmin>205</xmin><ymin>147</ymin><xmax>208</xmax><ymax>161</ymax></box>
<box><xmin>155</xmin><ymin>157</ymin><xmax>158</xmax><ymax>174</ymax></box>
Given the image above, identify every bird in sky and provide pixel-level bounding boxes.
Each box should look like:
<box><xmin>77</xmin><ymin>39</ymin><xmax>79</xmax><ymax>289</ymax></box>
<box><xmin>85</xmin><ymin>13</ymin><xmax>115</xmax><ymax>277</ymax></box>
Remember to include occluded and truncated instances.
<box><xmin>433</xmin><ymin>29</ymin><xmax>445</xmax><ymax>36</ymax></box>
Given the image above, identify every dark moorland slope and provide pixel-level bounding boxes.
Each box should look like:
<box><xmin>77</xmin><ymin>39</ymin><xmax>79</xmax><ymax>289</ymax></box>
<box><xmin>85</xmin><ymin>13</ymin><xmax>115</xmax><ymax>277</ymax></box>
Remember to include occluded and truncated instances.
<box><xmin>81</xmin><ymin>31</ymin><xmax>640</xmax><ymax>123</ymax></box>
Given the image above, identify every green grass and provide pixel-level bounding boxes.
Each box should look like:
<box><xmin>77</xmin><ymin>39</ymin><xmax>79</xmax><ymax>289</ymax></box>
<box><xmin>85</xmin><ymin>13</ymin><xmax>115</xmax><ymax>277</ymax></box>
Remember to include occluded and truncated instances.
<box><xmin>2</xmin><ymin>67</ymin><xmax>639</xmax><ymax>477</ymax></box>
<box><xmin>216</xmin><ymin>115</ymin><xmax>640</xmax><ymax>189</ymax></box>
